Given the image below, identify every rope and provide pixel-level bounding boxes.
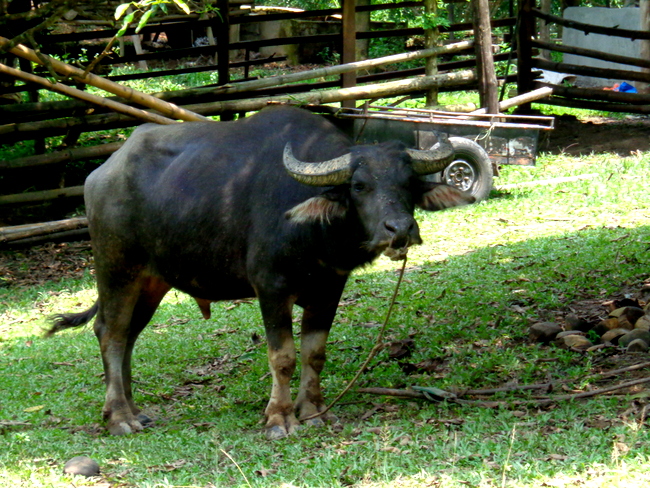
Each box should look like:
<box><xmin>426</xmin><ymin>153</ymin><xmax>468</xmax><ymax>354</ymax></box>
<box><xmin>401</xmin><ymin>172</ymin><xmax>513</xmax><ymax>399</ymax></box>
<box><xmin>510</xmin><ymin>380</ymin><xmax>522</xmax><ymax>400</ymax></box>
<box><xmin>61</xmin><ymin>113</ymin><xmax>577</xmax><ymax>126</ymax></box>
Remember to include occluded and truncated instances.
<box><xmin>302</xmin><ymin>256</ymin><xmax>408</xmax><ymax>421</ymax></box>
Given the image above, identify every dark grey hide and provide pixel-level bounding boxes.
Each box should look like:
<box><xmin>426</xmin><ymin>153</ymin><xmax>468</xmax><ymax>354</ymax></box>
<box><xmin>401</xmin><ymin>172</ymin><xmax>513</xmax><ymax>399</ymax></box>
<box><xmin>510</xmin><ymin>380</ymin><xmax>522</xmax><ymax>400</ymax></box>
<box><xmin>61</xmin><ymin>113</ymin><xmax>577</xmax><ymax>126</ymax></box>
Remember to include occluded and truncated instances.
<box><xmin>49</xmin><ymin>105</ymin><xmax>473</xmax><ymax>439</ymax></box>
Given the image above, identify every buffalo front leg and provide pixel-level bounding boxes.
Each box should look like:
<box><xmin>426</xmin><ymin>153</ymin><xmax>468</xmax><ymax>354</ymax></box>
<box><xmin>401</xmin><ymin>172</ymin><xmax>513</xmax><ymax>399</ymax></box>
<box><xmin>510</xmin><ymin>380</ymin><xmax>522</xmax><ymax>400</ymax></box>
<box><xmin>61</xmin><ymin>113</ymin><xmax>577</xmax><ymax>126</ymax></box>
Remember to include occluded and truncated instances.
<box><xmin>258</xmin><ymin>296</ymin><xmax>298</xmax><ymax>440</ymax></box>
<box><xmin>294</xmin><ymin>299</ymin><xmax>340</xmax><ymax>427</ymax></box>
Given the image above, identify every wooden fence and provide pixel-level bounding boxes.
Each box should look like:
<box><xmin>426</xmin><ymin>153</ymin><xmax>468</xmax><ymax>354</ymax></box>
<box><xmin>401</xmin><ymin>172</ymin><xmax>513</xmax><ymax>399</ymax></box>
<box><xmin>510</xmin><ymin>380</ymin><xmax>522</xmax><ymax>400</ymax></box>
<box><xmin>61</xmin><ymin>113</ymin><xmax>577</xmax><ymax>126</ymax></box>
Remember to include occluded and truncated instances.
<box><xmin>518</xmin><ymin>0</ymin><xmax>650</xmax><ymax>113</ymax></box>
<box><xmin>0</xmin><ymin>1</ymin><xmax>518</xmax><ymax>230</ymax></box>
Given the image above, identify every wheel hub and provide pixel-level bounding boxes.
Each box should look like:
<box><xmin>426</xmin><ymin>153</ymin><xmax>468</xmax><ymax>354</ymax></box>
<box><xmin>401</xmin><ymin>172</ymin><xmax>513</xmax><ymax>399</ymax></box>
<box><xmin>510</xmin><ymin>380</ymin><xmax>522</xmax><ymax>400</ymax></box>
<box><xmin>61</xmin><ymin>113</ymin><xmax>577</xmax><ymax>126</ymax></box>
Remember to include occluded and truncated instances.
<box><xmin>444</xmin><ymin>159</ymin><xmax>476</xmax><ymax>192</ymax></box>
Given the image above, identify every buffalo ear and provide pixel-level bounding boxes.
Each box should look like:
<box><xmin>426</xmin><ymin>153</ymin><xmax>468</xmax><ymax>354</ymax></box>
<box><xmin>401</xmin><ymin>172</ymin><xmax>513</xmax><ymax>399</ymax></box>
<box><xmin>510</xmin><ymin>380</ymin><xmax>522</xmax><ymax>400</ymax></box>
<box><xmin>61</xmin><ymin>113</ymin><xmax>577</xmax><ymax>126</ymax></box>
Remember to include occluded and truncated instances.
<box><xmin>417</xmin><ymin>183</ymin><xmax>475</xmax><ymax>211</ymax></box>
<box><xmin>285</xmin><ymin>195</ymin><xmax>348</xmax><ymax>224</ymax></box>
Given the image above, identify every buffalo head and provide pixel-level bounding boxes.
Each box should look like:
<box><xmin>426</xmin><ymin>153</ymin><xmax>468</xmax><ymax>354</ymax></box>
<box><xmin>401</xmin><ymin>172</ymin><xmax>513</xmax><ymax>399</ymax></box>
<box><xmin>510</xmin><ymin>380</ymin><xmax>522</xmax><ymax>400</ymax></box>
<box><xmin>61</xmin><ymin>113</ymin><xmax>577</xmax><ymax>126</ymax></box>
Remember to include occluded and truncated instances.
<box><xmin>283</xmin><ymin>137</ymin><xmax>474</xmax><ymax>260</ymax></box>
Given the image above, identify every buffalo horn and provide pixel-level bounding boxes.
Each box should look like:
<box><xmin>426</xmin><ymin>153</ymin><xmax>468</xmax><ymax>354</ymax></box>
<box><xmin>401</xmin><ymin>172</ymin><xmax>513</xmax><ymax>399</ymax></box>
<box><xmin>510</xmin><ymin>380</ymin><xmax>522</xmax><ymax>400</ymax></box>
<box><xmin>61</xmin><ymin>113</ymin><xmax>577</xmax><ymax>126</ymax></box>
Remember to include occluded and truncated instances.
<box><xmin>283</xmin><ymin>144</ymin><xmax>353</xmax><ymax>186</ymax></box>
<box><xmin>407</xmin><ymin>136</ymin><xmax>455</xmax><ymax>175</ymax></box>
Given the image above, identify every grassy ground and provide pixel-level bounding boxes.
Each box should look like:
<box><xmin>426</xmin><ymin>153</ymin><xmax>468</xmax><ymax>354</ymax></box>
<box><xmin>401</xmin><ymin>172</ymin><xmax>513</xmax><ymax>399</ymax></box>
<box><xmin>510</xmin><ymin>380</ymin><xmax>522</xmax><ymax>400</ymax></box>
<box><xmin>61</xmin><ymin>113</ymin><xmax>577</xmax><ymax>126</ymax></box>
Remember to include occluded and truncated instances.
<box><xmin>1</xmin><ymin>115</ymin><xmax>650</xmax><ymax>487</ymax></box>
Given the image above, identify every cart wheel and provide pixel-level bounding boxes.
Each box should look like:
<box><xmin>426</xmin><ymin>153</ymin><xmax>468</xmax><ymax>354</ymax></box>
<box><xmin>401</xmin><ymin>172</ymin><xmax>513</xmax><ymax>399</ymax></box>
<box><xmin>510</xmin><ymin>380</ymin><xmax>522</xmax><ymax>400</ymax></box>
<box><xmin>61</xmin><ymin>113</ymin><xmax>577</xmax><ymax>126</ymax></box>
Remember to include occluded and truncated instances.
<box><xmin>440</xmin><ymin>137</ymin><xmax>493</xmax><ymax>202</ymax></box>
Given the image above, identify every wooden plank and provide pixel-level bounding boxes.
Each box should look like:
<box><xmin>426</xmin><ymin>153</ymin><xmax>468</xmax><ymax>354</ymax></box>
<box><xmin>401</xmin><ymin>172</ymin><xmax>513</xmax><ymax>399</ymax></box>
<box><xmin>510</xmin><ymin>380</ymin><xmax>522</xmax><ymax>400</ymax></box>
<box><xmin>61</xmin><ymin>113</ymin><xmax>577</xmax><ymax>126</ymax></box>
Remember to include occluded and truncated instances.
<box><xmin>532</xmin><ymin>8</ymin><xmax>650</xmax><ymax>40</ymax></box>
<box><xmin>531</xmin><ymin>39</ymin><xmax>650</xmax><ymax>70</ymax></box>
<box><xmin>534</xmin><ymin>58</ymin><xmax>650</xmax><ymax>84</ymax></box>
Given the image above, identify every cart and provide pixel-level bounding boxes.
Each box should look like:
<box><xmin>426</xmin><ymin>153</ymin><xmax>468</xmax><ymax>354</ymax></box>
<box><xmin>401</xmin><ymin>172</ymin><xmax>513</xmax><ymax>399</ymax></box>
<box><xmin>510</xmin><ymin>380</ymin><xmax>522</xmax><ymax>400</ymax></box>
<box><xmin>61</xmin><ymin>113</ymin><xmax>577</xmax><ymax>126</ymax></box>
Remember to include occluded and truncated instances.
<box><xmin>327</xmin><ymin>105</ymin><xmax>555</xmax><ymax>202</ymax></box>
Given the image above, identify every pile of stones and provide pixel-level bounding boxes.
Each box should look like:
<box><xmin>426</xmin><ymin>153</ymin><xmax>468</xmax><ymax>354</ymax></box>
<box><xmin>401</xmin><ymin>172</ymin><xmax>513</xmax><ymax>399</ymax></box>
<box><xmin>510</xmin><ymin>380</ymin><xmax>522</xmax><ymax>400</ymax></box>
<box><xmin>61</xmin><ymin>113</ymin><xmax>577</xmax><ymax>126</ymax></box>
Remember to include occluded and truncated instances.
<box><xmin>530</xmin><ymin>299</ymin><xmax>650</xmax><ymax>353</ymax></box>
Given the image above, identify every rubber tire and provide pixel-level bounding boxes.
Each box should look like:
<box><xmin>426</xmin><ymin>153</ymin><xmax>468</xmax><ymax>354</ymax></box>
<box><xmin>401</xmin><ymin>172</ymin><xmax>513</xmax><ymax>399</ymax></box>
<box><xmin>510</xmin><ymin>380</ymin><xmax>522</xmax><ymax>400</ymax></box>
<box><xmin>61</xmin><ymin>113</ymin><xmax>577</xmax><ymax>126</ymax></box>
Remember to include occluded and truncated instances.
<box><xmin>439</xmin><ymin>137</ymin><xmax>494</xmax><ymax>202</ymax></box>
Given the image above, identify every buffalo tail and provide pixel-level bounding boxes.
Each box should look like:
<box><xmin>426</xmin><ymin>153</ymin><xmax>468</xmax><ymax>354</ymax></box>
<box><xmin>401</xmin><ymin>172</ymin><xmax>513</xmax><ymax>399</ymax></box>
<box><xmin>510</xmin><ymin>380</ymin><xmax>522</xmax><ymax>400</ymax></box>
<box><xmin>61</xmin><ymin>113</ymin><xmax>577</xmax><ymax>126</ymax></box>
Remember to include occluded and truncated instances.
<box><xmin>46</xmin><ymin>302</ymin><xmax>99</xmax><ymax>337</ymax></box>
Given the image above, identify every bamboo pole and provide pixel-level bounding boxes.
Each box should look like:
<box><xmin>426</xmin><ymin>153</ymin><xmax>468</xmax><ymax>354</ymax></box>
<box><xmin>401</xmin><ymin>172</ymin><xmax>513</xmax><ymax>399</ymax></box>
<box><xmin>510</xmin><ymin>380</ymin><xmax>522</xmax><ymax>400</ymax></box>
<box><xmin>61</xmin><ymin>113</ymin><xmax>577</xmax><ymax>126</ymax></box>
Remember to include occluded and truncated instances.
<box><xmin>207</xmin><ymin>40</ymin><xmax>474</xmax><ymax>96</ymax></box>
<box><xmin>0</xmin><ymin>217</ymin><xmax>88</xmax><ymax>243</ymax></box>
<box><xmin>0</xmin><ymin>71</ymin><xmax>478</xmax><ymax>143</ymax></box>
<box><xmin>0</xmin><ymin>63</ymin><xmax>179</xmax><ymax>125</ymax></box>
<box><xmin>0</xmin><ymin>141</ymin><xmax>124</xmax><ymax>170</ymax></box>
<box><xmin>466</xmin><ymin>87</ymin><xmax>553</xmax><ymax>115</ymax></box>
<box><xmin>0</xmin><ymin>36</ymin><xmax>210</xmax><ymax>122</ymax></box>
<box><xmin>0</xmin><ymin>186</ymin><xmax>84</xmax><ymax>206</ymax></box>
<box><xmin>0</xmin><ymin>44</ymin><xmax>474</xmax><ymax>124</ymax></box>
<box><xmin>183</xmin><ymin>70</ymin><xmax>477</xmax><ymax>114</ymax></box>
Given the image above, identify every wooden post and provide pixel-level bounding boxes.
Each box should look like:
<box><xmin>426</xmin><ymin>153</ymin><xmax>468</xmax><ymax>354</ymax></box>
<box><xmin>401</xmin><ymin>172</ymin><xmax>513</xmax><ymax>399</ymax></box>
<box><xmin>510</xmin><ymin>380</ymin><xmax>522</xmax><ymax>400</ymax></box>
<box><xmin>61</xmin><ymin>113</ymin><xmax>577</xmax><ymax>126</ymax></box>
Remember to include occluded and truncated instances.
<box><xmin>216</xmin><ymin>0</ymin><xmax>232</xmax><ymax>120</ymax></box>
<box><xmin>355</xmin><ymin>0</ymin><xmax>371</xmax><ymax>61</ymax></box>
<box><xmin>472</xmin><ymin>0</ymin><xmax>499</xmax><ymax>113</ymax></box>
<box><xmin>640</xmin><ymin>0</ymin><xmax>650</xmax><ymax>93</ymax></box>
<box><xmin>517</xmin><ymin>0</ymin><xmax>535</xmax><ymax>112</ymax></box>
<box><xmin>341</xmin><ymin>0</ymin><xmax>357</xmax><ymax>109</ymax></box>
<box><xmin>424</xmin><ymin>0</ymin><xmax>439</xmax><ymax>107</ymax></box>
<box><xmin>539</xmin><ymin>0</ymin><xmax>551</xmax><ymax>60</ymax></box>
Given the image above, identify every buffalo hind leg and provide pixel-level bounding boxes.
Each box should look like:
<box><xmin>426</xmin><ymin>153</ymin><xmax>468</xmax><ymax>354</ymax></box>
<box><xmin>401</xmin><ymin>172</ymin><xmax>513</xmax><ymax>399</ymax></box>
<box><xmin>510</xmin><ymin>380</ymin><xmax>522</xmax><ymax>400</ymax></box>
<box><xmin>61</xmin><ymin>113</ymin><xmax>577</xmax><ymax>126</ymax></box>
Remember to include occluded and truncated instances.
<box><xmin>258</xmin><ymin>294</ymin><xmax>299</xmax><ymax>440</ymax></box>
<box><xmin>95</xmin><ymin>276</ymin><xmax>169</xmax><ymax>435</ymax></box>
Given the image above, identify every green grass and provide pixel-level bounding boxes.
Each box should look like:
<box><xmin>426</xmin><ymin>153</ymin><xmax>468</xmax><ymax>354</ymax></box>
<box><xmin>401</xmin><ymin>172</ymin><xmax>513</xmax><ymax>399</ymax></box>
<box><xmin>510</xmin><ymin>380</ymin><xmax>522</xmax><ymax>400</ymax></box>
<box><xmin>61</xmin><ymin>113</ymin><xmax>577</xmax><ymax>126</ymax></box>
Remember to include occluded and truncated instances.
<box><xmin>1</xmin><ymin>143</ymin><xmax>649</xmax><ymax>487</ymax></box>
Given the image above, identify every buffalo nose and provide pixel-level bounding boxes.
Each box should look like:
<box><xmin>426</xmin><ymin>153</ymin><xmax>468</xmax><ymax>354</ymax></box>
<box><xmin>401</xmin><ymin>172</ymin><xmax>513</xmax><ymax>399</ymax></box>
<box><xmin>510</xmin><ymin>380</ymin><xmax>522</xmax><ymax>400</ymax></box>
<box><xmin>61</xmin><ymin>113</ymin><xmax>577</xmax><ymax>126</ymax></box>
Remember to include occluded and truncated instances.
<box><xmin>384</xmin><ymin>219</ymin><xmax>414</xmax><ymax>236</ymax></box>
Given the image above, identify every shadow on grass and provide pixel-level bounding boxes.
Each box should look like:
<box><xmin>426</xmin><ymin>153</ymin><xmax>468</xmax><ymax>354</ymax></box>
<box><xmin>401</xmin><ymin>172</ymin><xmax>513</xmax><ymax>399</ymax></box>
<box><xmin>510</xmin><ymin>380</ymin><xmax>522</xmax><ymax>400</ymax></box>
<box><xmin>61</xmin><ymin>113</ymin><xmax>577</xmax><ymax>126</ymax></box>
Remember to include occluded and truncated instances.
<box><xmin>1</xmin><ymin>224</ymin><xmax>649</xmax><ymax>487</ymax></box>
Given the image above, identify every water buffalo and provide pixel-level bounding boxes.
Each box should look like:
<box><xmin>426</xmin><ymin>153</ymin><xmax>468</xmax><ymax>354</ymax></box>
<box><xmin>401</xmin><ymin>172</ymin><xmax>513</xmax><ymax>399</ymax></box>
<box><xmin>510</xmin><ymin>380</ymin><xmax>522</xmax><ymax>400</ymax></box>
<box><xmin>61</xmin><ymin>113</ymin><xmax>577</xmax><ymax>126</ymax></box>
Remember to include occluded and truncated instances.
<box><xmin>49</xmin><ymin>105</ymin><xmax>473</xmax><ymax>439</ymax></box>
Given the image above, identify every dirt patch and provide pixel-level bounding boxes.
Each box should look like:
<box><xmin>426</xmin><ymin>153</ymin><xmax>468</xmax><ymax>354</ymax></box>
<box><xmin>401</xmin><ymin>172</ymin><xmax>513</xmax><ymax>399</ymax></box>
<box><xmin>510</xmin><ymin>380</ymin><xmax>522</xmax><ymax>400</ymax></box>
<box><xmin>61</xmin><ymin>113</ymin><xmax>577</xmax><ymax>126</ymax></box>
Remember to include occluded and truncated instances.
<box><xmin>542</xmin><ymin>114</ymin><xmax>650</xmax><ymax>156</ymax></box>
<box><xmin>0</xmin><ymin>241</ymin><xmax>93</xmax><ymax>288</ymax></box>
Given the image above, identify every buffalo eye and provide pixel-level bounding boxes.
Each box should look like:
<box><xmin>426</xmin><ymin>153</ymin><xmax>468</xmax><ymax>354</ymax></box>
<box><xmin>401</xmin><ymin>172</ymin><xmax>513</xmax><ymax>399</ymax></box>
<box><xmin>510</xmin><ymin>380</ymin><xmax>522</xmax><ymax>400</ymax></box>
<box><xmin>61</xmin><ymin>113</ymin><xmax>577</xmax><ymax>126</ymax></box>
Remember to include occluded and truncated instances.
<box><xmin>352</xmin><ymin>182</ymin><xmax>366</xmax><ymax>193</ymax></box>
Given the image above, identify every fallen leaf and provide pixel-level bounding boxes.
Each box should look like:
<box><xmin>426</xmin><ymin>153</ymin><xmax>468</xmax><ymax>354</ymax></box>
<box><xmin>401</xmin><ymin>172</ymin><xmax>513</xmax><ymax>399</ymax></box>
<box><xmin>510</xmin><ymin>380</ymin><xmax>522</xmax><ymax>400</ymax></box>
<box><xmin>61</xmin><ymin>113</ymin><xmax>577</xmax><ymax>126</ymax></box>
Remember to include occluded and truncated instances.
<box><xmin>255</xmin><ymin>468</ymin><xmax>277</xmax><ymax>477</ymax></box>
<box><xmin>24</xmin><ymin>405</ymin><xmax>45</xmax><ymax>413</ymax></box>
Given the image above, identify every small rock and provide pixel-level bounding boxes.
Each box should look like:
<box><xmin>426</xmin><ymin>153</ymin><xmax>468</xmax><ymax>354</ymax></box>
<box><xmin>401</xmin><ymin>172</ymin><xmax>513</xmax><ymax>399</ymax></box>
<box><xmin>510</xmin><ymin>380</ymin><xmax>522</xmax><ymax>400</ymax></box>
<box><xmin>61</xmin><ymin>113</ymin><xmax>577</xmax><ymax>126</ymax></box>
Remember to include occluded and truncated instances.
<box><xmin>529</xmin><ymin>322</ymin><xmax>563</xmax><ymax>344</ymax></box>
<box><xmin>564</xmin><ymin>313</ymin><xmax>592</xmax><ymax>332</ymax></box>
<box><xmin>626</xmin><ymin>339</ymin><xmax>649</xmax><ymax>353</ymax></box>
<box><xmin>623</xmin><ymin>307</ymin><xmax>646</xmax><ymax>325</ymax></box>
<box><xmin>635</xmin><ymin>315</ymin><xmax>650</xmax><ymax>331</ymax></box>
<box><xmin>609</xmin><ymin>307</ymin><xmax>627</xmax><ymax>318</ymax></box>
<box><xmin>556</xmin><ymin>330</ymin><xmax>585</xmax><ymax>339</ymax></box>
<box><xmin>601</xmin><ymin>328</ymin><xmax>630</xmax><ymax>345</ymax></box>
<box><xmin>555</xmin><ymin>334</ymin><xmax>593</xmax><ymax>350</ymax></box>
<box><xmin>619</xmin><ymin>329</ymin><xmax>650</xmax><ymax>349</ymax></box>
<box><xmin>63</xmin><ymin>456</ymin><xmax>100</xmax><ymax>477</ymax></box>
<box><xmin>596</xmin><ymin>318</ymin><xmax>625</xmax><ymax>334</ymax></box>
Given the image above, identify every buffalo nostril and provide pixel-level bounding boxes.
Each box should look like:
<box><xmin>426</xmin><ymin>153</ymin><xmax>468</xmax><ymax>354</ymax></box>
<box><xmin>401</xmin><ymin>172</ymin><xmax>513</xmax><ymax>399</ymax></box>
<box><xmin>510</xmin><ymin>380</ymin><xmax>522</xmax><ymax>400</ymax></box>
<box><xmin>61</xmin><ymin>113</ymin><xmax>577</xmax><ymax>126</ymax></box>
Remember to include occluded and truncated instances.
<box><xmin>385</xmin><ymin>221</ymin><xmax>398</xmax><ymax>234</ymax></box>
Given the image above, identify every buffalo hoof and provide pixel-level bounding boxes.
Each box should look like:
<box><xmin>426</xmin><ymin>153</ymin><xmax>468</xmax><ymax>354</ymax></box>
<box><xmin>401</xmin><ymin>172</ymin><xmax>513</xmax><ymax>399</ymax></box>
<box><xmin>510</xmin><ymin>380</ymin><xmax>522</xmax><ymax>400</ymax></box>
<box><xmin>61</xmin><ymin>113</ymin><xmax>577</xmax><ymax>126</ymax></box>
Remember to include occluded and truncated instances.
<box><xmin>107</xmin><ymin>418</ymin><xmax>143</xmax><ymax>435</ymax></box>
<box><xmin>301</xmin><ymin>411</ymin><xmax>339</xmax><ymax>428</ymax></box>
<box><xmin>265</xmin><ymin>417</ymin><xmax>300</xmax><ymax>440</ymax></box>
<box><xmin>266</xmin><ymin>425</ymin><xmax>290</xmax><ymax>440</ymax></box>
<box><xmin>136</xmin><ymin>413</ymin><xmax>154</xmax><ymax>427</ymax></box>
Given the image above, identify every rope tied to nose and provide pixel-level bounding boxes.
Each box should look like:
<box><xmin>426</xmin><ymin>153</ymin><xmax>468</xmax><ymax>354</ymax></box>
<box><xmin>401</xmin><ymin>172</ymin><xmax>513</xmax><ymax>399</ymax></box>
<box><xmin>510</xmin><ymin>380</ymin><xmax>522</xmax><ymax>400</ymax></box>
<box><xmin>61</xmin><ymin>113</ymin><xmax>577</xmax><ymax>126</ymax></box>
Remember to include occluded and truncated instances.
<box><xmin>302</xmin><ymin>256</ymin><xmax>409</xmax><ymax>421</ymax></box>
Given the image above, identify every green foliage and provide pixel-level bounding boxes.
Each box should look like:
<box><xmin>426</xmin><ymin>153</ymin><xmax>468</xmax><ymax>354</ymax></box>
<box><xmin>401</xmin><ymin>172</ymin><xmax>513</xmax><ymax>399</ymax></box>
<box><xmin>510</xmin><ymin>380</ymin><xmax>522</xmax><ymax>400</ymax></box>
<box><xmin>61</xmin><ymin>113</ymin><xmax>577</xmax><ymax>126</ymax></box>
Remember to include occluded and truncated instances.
<box><xmin>114</xmin><ymin>0</ymin><xmax>192</xmax><ymax>37</ymax></box>
<box><xmin>255</xmin><ymin>0</ymin><xmax>339</xmax><ymax>9</ymax></box>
